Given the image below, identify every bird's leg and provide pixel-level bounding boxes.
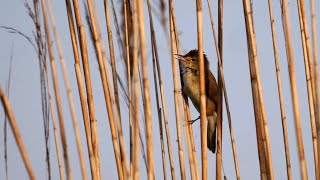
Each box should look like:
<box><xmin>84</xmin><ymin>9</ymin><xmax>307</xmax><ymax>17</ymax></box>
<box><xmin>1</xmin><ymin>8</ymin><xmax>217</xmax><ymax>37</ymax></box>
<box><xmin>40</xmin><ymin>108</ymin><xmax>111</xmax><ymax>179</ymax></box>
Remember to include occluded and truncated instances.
<box><xmin>188</xmin><ymin>115</ymin><xmax>200</xmax><ymax>124</ymax></box>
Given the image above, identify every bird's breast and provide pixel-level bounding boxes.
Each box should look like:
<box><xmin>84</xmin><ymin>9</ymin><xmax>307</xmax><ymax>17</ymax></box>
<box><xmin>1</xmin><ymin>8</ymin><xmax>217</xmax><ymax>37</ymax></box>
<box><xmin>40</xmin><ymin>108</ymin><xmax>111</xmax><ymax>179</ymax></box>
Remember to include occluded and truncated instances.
<box><xmin>182</xmin><ymin>71</ymin><xmax>215</xmax><ymax>115</ymax></box>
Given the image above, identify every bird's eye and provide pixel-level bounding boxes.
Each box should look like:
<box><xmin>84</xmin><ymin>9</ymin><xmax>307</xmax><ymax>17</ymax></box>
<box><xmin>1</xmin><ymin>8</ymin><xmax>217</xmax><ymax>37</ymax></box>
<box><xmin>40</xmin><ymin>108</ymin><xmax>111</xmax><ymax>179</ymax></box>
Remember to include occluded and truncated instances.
<box><xmin>191</xmin><ymin>58</ymin><xmax>196</xmax><ymax>62</ymax></box>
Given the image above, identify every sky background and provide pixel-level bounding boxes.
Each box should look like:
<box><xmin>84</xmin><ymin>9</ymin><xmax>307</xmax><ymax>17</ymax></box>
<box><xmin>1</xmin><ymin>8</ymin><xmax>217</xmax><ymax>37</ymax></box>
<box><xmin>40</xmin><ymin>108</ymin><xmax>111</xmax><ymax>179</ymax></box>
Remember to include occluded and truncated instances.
<box><xmin>0</xmin><ymin>0</ymin><xmax>320</xmax><ymax>179</ymax></box>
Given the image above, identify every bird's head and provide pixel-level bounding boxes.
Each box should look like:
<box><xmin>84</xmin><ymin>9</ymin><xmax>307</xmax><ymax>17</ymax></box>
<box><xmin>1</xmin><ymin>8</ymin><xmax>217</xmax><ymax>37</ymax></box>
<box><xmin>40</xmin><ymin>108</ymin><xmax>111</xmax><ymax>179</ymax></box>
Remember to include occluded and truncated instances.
<box><xmin>176</xmin><ymin>49</ymin><xmax>209</xmax><ymax>70</ymax></box>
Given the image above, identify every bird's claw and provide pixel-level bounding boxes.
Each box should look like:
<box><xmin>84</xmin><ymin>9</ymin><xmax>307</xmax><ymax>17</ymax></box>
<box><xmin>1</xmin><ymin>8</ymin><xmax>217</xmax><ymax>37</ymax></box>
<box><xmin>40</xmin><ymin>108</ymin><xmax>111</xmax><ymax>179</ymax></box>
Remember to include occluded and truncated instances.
<box><xmin>188</xmin><ymin>116</ymin><xmax>200</xmax><ymax>125</ymax></box>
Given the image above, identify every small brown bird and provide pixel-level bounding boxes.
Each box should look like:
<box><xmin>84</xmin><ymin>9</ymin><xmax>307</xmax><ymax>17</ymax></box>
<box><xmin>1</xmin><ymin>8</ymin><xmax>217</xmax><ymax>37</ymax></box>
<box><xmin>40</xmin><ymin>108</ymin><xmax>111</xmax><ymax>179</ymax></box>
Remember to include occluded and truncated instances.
<box><xmin>177</xmin><ymin>49</ymin><xmax>219</xmax><ymax>153</ymax></box>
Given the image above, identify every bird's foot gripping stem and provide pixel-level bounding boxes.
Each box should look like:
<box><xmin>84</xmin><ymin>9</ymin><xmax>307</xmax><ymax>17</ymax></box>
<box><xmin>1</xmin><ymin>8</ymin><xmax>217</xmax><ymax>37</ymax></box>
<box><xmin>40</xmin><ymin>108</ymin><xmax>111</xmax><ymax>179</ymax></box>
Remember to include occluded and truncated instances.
<box><xmin>188</xmin><ymin>116</ymin><xmax>200</xmax><ymax>124</ymax></box>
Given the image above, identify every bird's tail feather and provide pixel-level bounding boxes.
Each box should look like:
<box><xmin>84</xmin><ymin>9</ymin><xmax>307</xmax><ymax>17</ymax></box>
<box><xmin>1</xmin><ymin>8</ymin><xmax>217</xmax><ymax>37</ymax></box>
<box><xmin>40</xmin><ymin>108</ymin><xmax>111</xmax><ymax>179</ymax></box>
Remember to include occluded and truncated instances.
<box><xmin>207</xmin><ymin>114</ymin><xmax>217</xmax><ymax>153</ymax></box>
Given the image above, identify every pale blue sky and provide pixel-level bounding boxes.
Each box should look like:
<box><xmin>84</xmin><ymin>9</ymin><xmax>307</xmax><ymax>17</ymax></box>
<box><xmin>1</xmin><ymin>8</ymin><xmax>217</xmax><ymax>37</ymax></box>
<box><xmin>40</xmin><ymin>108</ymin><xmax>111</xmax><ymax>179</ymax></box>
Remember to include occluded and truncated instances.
<box><xmin>0</xmin><ymin>0</ymin><xmax>320</xmax><ymax>179</ymax></box>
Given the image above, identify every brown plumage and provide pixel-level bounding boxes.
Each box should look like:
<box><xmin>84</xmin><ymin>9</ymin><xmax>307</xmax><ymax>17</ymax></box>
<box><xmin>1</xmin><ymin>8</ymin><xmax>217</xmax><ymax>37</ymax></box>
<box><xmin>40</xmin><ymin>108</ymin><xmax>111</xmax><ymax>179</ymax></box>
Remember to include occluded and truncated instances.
<box><xmin>177</xmin><ymin>49</ymin><xmax>219</xmax><ymax>153</ymax></box>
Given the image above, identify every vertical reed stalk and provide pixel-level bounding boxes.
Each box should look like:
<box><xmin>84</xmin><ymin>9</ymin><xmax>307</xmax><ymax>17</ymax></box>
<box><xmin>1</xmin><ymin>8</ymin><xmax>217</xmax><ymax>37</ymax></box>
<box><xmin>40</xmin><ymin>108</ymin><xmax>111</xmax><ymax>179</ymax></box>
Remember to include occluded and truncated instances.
<box><xmin>297</xmin><ymin>0</ymin><xmax>317</xmax><ymax>115</ymax></box>
<box><xmin>41</xmin><ymin>1</ymin><xmax>72</xmax><ymax>178</ymax></box>
<box><xmin>151</xmin><ymin>51</ymin><xmax>168</xmax><ymax>180</ymax></box>
<box><xmin>242</xmin><ymin>0</ymin><xmax>274</xmax><ymax>179</ymax></box>
<box><xmin>104</xmin><ymin>1</ymin><xmax>130</xmax><ymax>178</ymax></box>
<box><xmin>169</xmin><ymin>0</ymin><xmax>199</xmax><ymax>179</ymax></box>
<box><xmin>267</xmin><ymin>0</ymin><xmax>292</xmax><ymax>178</ymax></box>
<box><xmin>310</xmin><ymin>0</ymin><xmax>320</xmax><ymax>173</ymax></box>
<box><xmin>182</xmin><ymin>112</ymin><xmax>196</xmax><ymax>180</ymax></box>
<box><xmin>146</xmin><ymin>0</ymin><xmax>177</xmax><ymax>179</ymax></box>
<box><xmin>4</xmin><ymin>43</ymin><xmax>14</xmax><ymax>180</ymax></box>
<box><xmin>47</xmin><ymin>76</ymin><xmax>64</xmax><ymax>180</ymax></box>
<box><xmin>104</xmin><ymin>0</ymin><xmax>122</xmax><ymax>126</ymax></box>
<box><xmin>0</xmin><ymin>87</ymin><xmax>35</xmax><ymax>180</ymax></box>
<box><xmin>146</xmin><ymin>8</ymin><xmax>168</xmax><ymax>178</ymax></box>
<box><xmin>206</xmin><ymin>0</ymin><xmax>241</xmax><ymax>179</ymax></box>
<box><xmin>85</xmin><ymin>0</ymin><xmax>128</xmax><ymax>178</ymax></box>
<box><xmin>136</xmin><ymin>0</ymin><xmax>155</xmax><ymax>178</ymax></box>
<box><xmin>296</xmin><ymin>1</ymin><xmax>319</xmax><ymax>178</ymax></box>
<box><xmin>279</xmin><ymin>0</ymin><xmax>308</xmax><ymax>178</ymax></box>
<box><xmin>70</xmin><ymin>0</ymin><xmax>101</xmax><ymax>177</ymax></box>
<box><xmin>64</xmin><ymin>0</ymin><xmax>98</xmax><ymax>178</ymax></box>
<box><xmin>168</xmin><ymin>1</ymin><xmax>187</xmax><ymax>178</ymax></box>
<box><xmin>216</xmin><ymin>0</ymin><xmax>223</xmax><ymax>179</ymax></box>
<box><xmin>132</xmin><ymin>0</ymin><xmax>140</xmax><ymax>179</ymax></box>
<box><xmin>45</xmin><ymin>0</ymin><xmax>88</xmax><ymax>178</ymax></box>
<box><xmin>28</xmin><ymin>1</ymin><xmax>51</xmax><ymax>178</ymax></box>
<box><xmin>187</xmin><ymin>114</ymin><xmax>200</xmax><ymax>180</ymax></box>
<box><xmin>246</xmin><ymin>5</ymin><xmax>268</xmax><ymax>180</ymax></box>
<box><xmin>195</xmin><ymin>1</ymin><xmax>208</xmax><ymax>179</ymax></box>
<box><xmin>123</xmin><ymin>0</ymin><xmax>134</xmax><ymax>177</ymax></box>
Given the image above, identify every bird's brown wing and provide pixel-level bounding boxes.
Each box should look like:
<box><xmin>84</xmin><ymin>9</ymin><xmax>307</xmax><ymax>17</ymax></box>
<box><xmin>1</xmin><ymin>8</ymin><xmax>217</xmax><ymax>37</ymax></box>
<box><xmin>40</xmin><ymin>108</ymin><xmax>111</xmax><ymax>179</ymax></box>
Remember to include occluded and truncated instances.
<box><xmin>206</xmin><ymin>70</ymin><xmax>219</xmax><ymax>106</ymax></box>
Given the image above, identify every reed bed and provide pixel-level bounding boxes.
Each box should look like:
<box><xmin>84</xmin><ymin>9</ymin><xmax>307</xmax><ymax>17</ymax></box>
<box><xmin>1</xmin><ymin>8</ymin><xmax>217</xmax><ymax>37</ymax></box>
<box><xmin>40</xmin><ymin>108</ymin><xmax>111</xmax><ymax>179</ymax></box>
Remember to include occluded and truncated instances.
<box><xmin>1</xmin><ymin>0</ymin><xmax>320</xmax><ymax>180</ymax></box>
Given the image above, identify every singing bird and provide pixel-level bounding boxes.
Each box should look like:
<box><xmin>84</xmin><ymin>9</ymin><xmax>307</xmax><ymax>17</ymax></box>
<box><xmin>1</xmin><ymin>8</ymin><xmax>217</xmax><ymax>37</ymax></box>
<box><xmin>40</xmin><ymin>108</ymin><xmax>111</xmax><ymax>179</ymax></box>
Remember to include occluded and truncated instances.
<box><xmin>177</xmin><ymin>49</ymin><xmax>219</xmax><ymax>153</ymax></box>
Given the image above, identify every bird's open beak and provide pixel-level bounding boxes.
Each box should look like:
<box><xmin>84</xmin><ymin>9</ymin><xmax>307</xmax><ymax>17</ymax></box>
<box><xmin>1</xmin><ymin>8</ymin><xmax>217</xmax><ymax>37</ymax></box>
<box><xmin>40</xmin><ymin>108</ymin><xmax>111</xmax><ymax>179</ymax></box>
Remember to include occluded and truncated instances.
<box><xmin>175</xmin><ymin>54</ymin><xmax>187</xmax><ymax>62</ymax></box>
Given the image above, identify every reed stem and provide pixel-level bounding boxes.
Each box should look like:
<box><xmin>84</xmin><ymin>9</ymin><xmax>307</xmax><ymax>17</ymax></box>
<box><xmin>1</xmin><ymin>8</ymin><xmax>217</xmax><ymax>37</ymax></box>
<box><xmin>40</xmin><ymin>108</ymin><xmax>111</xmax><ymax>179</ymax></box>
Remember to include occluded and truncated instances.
<box><xmin>206</xmin><ymin>0</ymin><xmax>241</xmax><ymax>179</ymax></box>
<box><xmin>132</xmin><ymin>1</ymin><xmax>140</xmax><ymax>179</ymax></box>
<box><xmin>242</xmin><ymin>0</ymin><xmax>274</xmax><ymax>179</ymax></box>
<box><xmin>146</xmin><ymin>0</ymin><xmax>177</xmax><ymax>179</ymax></box>
<box><xmin>47</xmin><ymin>75</ymin><xmax>65</xmax><ymax>180</ymax></box>
<box><xmin>45</xmin><ymin>0</ymin><xmax>88</xmax><ymax>178</ymax></box>
<box><xmin>0</xmin><ymin>87</ymin><xmax>35</xmax><ymax>180</ymax></box>
<box><xmin>267</xmin><ymin>0</ymin><xmax>292</xmax><ymax>178</ymax></box>
<box><xmin>41</xmin><ymin>1</ymin><xmax>72</xmax><ymax>178</ymax></box>
<box><xmin>279</xmin><ymin>0</ymin><xmax>308</xmax><ymax>178</ymax></box>
<box><xmin>168</xmin><ymin>2</ymin><xmax>187</xmax><ymax>179</ymax></box>
<box><xmin>296</xmin><ymin>1</ymin><xmax>319</xmax><ymax>178</ymax></box>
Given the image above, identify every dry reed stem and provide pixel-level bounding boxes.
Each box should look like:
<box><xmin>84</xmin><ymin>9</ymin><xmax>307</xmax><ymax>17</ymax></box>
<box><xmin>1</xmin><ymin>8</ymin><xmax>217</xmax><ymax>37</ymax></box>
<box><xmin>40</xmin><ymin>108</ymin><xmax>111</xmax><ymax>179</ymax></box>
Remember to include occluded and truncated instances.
<box><xmin>85</xmin><ymin>0</ymin><xmax>128</xmax><ymax>179</ymax></box>
<box><xmin>146</xmin><ymin>6</ymin><xmax>169</xmax><ymax>178</ymax></box>
<box><xmin>245</xmin><ymin>6</ymin><xmax>268</xmax><ymax>176</ymax></box>
<box><xmin>47</xmin><ymin>75</ymin><xmax>65</xmax><ymax>180</ymax></box>
<box><xmin>4</xmin><ymin>43</ymin><xmax>14</xmax><ymax>180</ymax></box>
<box><xmin>252</xmin><ymin>98</ymin><xmax>267</xmax><ymax>179</ymax></box>
<box><xmin>266</xmin><ymin>0</ymin><xmax>292</xmax><ymax>178</ymax></box>
<box><xmin>122</xmin><ymin>0</ymin><xmax>134</xmax><ymax>177</ymax></box>
<box><xmin>0</xmin><ymin>87</ymin><xmax>35</xmax><ymax>180</ymax></box>
<box><xmin>296</xmin><ymin>1</ymin><xmax>319</xmax><ymax>179</ymax></box>
<box><xmin>70</xmin><ymin>0</ymin><xmax>102</xmax><ymax>177</ymax></box>
<box><xmin>182</xmin><ymin>112</ymin><xmax>196</xmax><ymax>180</ymax></box>
<box><xmin>297</xmin><ymin>0</ymin><xmax>317</xmax><ymax>118</ymax></box>
<box><xmin>310</xmin><ymin>0</ymin><xmax>320</xmax><ymax>173</ymax></box>
<box><xmin>168</xmin><ymin>4</ymin><xmax>187</xmax><ymax>180</ymax></box>
<box><xmin>152</xmin><ymin>53</ymin><xmax>168</xmax><ymax>180</ymax></box>
<box><xmin>45</xmin><ymin>0</ymin><xmax>88</xmax><ymax>178</ymax></box>
<box><xmin>133</xmin><ymin>18</ymin><xmax>151</xmax><ymax>176</ymax></box>
<box><xmin>41</xmin><ymin>1</ymin><xmax>73</xmax><ymax>178</ymax></box>
<box><xmin>216</xmin><ymin>0</ymin><xmax>223</xmax><ymax>179</ymax></box>
<box><xmin>243</xmin><ymin>0</ymin><xmax>274</xmax><ymax>179</ymax></box>
<box><xmin>64</xmin><ymin>0</ymin><xmax>98</xmax><ymax>178</ymax></box>
<box><xmin>136</xmin><ymin>0</ymin><xmax>155</xmax><ymax>178</ymax></box>
<box><xmin>248</xmin><ymin>3</ymin><xmax>274</xmax><ymax>179</ymax></box>
<box><xmin>132</xmin><ymin>0</ymin><xmax>140</xmax><ymax>178</ymax></box>
<box><xmin>27</xmin><ymin>1</ymin><xmax>51</xmax><ymax>178</ymax></box>
<box><xmin>246</xmin><ymin>5</ymin><xmax>268</xmax><ymax>179</ymax></box>
<box><xmin>169</xmin><ymin>1</ymin><xmax>198</xmax><ymax>179</ymax></box>
<box><xmin>42</xmin><ymin>44</ymin><xmax>55</xmax><ymax>180</ymax></box>
<box><xmin>103</xmin><ymin>1</ymin><xmax>130</xmax><ymax>178</ymax></box>
<box><xmin>104</xmin><ymin>0</ymin><xmax>122</xmax><ymax>127</ymax></box>
<box><xmin>187</xmin><ymin>115</ymin><xmax>200</xmax><ymax>180</ymax></box>
<box><xmin>298</xmin><ymin>1</ymin><xmax>320</xmax><ymax>178</ymax></box>
<box><xmin>206</xmin><ymin>1</ymin><xmax>241</xmax><ymax>179</ymax></box>
<box><xmin>279</xmin><ymin>0</ymin><xmax>308</xmax><ymax>178</ymax></box>
<box><xmin>90</xmin><ymin>11</ymin><xmax>131</xmax><ymax>180</ymax></box>
<box><xmin>195</xmin><ymin>1</ymin><xmax>208</xmax><ymax>179</ymax></box>
<box><xmin>146</xmin><ymin>0</ymin><xmax>177</xmax><ymax>178</ymax></box>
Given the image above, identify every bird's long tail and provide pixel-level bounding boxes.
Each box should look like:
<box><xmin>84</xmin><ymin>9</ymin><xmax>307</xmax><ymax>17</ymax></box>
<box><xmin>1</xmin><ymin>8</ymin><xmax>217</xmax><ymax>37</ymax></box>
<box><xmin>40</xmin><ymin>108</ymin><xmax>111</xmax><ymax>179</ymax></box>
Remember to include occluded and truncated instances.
<box><xmin>207</xmin><ymin>113</ymin><xmax>217</xmax><ymax>153</ymax></box>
